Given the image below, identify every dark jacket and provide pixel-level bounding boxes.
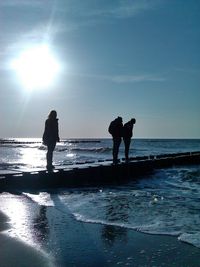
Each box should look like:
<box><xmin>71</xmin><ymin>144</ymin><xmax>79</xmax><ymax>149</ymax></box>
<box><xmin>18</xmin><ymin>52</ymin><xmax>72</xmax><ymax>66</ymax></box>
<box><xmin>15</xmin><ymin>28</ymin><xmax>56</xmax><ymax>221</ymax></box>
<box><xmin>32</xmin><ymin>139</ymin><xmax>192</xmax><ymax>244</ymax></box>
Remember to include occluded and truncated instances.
<box><xmin>43</xmin><ymin>118</ymin><xmax>59</xmax><ymax>145</ymax></box>
<box><xmin>108</xmin><ymin>119</ymin><xmax>123</xmax><ymax>138</ymax></box>
<box><xmin>123</xmin><ymin>121</ymin><xmax>133</xmax><ymax>139</ymax></box>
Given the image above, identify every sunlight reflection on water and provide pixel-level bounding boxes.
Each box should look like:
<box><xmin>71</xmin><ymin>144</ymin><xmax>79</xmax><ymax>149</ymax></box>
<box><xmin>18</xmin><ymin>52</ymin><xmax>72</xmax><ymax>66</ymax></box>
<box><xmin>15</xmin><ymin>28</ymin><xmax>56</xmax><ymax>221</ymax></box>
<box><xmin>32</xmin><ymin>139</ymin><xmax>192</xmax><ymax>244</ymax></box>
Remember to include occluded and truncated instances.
<box><xmin>19</xmin><ymin>147</ymin><xmax>45</xmax><ymax>168</ymax></box>
<box><xmin>1</xmin><ymin>193</ymin><xmax>34</xmax><ymax>245</ymax></box>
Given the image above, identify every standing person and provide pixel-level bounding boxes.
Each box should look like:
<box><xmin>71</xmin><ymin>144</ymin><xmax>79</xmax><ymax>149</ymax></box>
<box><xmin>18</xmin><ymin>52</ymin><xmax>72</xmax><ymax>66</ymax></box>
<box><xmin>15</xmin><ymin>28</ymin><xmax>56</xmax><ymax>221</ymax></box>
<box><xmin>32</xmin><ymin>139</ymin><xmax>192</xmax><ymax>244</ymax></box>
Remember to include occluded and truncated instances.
<box><xmin>108</xmin><ymin>116</ymin><xmax>123</xmax><ymax>164</ymax></box>
<box><xmin>43</xmin><ymin>110</ymin><xmax>60</xmax><ymax>170</ymax></box>
<box><xmin>123</xmin><ymin>118</ymin><xmax>136</xmax><ymax>162</ymax></box>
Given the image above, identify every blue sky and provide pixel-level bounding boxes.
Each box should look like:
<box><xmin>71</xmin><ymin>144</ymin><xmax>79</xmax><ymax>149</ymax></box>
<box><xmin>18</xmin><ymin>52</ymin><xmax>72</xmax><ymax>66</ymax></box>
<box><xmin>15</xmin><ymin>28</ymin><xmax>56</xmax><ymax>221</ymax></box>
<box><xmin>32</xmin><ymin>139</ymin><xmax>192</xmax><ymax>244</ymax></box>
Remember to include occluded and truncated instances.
<box><xmin>0</xmin><ymin>0</ymin><xmax>199</xmax><ymax>138</ymax></box>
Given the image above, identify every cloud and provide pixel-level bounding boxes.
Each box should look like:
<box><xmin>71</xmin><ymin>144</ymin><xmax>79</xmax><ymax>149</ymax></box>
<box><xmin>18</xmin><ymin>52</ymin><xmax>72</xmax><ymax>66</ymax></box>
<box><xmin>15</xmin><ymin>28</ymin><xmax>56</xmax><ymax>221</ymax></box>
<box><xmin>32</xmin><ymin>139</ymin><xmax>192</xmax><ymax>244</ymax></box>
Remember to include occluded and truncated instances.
<box><xmin>70</xmin><ymin>72</ymin><xmax>165</xmax><ymax>83</ymax></box>
<box><xmin>88</xmin><ymin>0</ymin><xmax>163</xmax><ymax>19</ymax></box>
<box><xmin>0</xmin><ymin>0</ymin><xmax>43</xmax><ymax>7</ymax></box>
<box><xmin>0</xmin><ymin>0</ymin><xmax>164</xmax><ymax>39</ymax></box>
<box><xmin>174</xmin><ymin>67</ymin><xmax>200</xmax><ymax>75</ymax></box>
<box><xmin>110</xmin><ymin>74</ymin><xmax>165</xmax><ymax>83</ymax></box>
<box><xmin>53</xmin><ymin>0</ymin><xmax>164</xmax><ymax>31</ymax></box>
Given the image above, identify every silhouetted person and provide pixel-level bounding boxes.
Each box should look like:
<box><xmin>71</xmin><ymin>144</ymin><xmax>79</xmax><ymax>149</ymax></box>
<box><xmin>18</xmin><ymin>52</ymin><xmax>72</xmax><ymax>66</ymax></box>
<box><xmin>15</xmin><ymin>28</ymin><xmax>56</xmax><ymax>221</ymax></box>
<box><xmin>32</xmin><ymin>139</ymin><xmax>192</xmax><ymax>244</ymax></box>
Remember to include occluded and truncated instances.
<box><xmin>123</xmin><ymin>118</ymin><xmax>136</xmax><ymax>162</ymax></box>
<box><xmin>43</xmin><ymin>110</ymin><xmax>60</xmax><ymax>170</ymax></box>
<box><xmin>108</xmin><ymin>117</ymin><xmax>123</xmax><ymax>164</ymax></box>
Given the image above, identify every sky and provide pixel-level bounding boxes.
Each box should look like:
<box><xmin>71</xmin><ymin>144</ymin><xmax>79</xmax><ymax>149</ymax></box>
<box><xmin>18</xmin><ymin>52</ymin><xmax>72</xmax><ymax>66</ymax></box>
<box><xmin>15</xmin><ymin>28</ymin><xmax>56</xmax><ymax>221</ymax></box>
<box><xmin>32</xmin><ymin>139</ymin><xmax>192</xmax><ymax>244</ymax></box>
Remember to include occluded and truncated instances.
<box><xmin>0</xmin><ymin>0</ymin><xmax>200</xmax><ymax>138</ymax></box>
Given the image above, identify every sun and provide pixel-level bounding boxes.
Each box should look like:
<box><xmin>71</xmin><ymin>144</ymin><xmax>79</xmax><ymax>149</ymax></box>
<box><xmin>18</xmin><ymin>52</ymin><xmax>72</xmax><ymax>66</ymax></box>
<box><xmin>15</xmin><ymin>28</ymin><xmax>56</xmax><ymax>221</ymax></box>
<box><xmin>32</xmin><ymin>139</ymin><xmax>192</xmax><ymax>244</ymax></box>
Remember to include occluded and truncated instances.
<box><xmin>11</xmin><ymin>45</ymin><xmax>60</xmax><ymax>90</ymax></box>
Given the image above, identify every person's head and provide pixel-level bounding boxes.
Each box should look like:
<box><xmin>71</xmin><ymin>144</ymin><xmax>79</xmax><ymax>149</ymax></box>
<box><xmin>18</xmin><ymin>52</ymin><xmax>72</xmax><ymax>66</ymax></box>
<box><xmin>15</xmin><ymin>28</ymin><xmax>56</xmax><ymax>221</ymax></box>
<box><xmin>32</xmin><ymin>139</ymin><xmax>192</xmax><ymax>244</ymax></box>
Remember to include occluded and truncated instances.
<box><xmin>131</xmin><ymin>118</ymin><xmax>136</xmax><ymax>124</ymax></box>
<box><xmin>48</xmin><ymin>110</ymin><xmax>57</xmax><ymax>120</ymax></box>
<box><xmin>117</xmin><ymin>116</ymin><xmax>123</xmax><ymax>123</ymax></box>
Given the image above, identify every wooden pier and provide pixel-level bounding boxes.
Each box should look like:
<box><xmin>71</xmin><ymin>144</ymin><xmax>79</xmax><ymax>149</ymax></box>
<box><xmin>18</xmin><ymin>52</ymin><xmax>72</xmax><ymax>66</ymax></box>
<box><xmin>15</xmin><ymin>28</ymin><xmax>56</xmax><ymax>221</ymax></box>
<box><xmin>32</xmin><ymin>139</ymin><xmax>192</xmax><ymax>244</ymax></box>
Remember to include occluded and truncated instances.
<box><xmin>0</xmin><ymin>151</ymin><xmax>200</xmax><ymax>191</ymax></box>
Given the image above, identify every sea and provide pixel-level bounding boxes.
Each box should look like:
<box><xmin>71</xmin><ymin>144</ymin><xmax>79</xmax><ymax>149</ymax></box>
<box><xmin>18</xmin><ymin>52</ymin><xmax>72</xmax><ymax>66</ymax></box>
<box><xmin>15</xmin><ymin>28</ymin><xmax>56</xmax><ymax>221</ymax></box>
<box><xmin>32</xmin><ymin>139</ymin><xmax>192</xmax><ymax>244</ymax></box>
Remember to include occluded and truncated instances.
<box><xmin>1</xmin><ymin>138</ymin><xmax>200</xmax><ymax>259</ymax></box>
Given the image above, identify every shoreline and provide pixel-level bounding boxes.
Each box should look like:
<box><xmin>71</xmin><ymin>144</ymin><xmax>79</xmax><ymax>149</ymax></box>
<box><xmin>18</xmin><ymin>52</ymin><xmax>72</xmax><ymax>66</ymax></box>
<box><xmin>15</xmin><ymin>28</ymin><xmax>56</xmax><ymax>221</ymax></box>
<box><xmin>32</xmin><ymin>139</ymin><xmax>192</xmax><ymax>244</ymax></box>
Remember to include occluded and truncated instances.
<box><xmin>1</xmin><ymin>193</ymin><xmax>200</xmax><ymax>267</ymax></box>
<box><xmin>0</xmin><ymin>211</ymin><xmax>54</xmax><ymax>267</ymax></box>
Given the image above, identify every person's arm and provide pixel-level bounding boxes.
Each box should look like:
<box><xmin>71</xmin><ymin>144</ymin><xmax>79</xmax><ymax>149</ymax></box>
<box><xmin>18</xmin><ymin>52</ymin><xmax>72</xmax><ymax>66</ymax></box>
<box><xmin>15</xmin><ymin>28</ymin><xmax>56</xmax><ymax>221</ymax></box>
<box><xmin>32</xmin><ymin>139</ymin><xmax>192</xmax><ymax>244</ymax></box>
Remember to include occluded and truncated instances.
<box><xmin>42</xmin><ymin>120</ymin><xmax>49</xmax><ymax>144</ymax></box>
<box><xmin>56</xmin><ymin>121</ymin><xmax>60</xmax><ymax>142</ymax></box>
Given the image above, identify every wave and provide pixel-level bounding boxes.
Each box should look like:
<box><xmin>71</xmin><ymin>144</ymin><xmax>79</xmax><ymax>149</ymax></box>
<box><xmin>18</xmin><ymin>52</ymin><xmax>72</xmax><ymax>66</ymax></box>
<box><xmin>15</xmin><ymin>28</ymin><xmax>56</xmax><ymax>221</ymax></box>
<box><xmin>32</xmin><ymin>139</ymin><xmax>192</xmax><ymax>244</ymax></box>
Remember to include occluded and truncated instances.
<box><xmin>0</xmin><ymin>162</ymin><xmax>27</xmax><ymax>170</ymax></box>
<box><xmin>0</xmin><ymin>139</ymin><xmax>101</xmax><ymax>145</ymax></box>
<box><xmin>0</xmin><ymin>139</ymin><xmax>41</xmax><ymax>145</ymax></box>
<box><xmin>63</xmin><ymin>139</ymin><xmax>101</xmax><ymax>144</ymax></box>
<box><xmin>0</xmin><ymin>144</ymin><xmax>40</xmax><ymax>149</ymax></box>
<box><xmin>71</xmin><ymin>212</ymin><xmax>200</xmax><ymax>248</ymax></box>
<box><xmin>58</xmin><ymin>147</ymin><xmax>111</xmax><ymax>153</ymax></box>
<box><xmin>178</xmin><ymin>232</ymin><xmax>200</xmax><ymax>248</ymax></box>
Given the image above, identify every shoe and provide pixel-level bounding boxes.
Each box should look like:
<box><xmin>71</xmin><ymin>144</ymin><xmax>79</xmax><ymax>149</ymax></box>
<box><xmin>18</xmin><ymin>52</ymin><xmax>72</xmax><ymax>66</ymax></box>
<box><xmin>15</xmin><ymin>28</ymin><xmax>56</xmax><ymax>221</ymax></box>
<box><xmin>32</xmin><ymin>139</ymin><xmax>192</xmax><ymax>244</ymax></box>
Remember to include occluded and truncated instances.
<box><xmin>46</xmin><ymin>164</ymin><xmax>55</xmax><ymax>170</ymax></box>
<box><xmin>113</xmin><ymin>159</ymin><xmax>120</xmax><ymax>165</ymax></box>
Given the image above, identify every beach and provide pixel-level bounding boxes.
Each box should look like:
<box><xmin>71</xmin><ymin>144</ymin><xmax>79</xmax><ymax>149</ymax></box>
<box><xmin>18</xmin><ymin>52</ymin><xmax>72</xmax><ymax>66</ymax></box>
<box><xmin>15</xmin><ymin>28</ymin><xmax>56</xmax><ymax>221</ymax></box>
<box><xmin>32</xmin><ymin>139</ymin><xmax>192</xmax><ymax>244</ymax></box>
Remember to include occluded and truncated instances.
<box><xmin>0</xmin><ymin>211</ymin><xmax>54</xmax><ymax>267</ymax></box>
<box><xmin>1</xmin><ymin>0</ymin><xmax>200</xmax><ymax>265</ymax></box>
<box><xmin>0</xmin><ymin>191</ymin><xmax>200</xmax><ymax>267</ymax></box>
<box><xmin>1</xmin><ymin>138</ymin><xmax>200</xmax><ymax>266</ymax></box>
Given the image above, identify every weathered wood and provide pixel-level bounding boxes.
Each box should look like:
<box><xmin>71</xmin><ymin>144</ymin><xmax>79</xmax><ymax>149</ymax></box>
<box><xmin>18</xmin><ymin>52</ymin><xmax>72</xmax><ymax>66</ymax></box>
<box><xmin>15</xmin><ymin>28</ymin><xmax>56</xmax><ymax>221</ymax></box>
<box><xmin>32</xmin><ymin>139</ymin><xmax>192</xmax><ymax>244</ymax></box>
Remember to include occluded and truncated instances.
<box><xmin>0</xmin><ymin>152</ymin><xmax>199</xmax><ymax>190</ymax></box>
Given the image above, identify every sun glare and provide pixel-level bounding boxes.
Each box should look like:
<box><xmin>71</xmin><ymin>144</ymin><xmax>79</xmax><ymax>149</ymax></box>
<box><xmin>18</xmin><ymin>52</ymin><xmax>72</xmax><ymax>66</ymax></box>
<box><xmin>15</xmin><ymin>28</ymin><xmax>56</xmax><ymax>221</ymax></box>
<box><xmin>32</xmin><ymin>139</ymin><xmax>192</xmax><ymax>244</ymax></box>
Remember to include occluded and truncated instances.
<box><xmin>11</xmin><ymin>45</ymin><xmax>60</xmax><ymax>90</ymax></box>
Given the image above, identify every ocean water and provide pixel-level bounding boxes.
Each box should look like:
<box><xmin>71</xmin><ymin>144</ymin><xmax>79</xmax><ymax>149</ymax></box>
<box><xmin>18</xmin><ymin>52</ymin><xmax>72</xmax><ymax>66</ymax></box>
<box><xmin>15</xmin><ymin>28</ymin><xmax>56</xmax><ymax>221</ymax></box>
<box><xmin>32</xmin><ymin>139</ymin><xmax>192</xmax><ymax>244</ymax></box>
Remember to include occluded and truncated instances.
<box><xmin>1</xmin><ymin>138</ymin><xmax>200</xmax><ymax>170</ymax></box>
<box><xmin>1</xmin><ymin>138</ymin><xmax>200</xmax><ymax>250</ymax></box>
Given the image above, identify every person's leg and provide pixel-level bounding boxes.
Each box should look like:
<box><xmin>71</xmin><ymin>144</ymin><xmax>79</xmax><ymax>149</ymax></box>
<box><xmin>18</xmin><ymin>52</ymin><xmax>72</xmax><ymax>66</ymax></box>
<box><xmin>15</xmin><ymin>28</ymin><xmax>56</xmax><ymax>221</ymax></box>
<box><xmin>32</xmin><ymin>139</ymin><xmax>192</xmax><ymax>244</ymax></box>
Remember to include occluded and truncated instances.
<box><xmin>112</xmin><ymin>139</ymin><xmax>116</xmax><ymax>163</ymax></box>
<box><xmin>47</xmin><ymin>143</ymin><xmax>56</xmax><ymax>168</ymax></box>
<box><xmin>124</xmin><ymin>138</ymin><xmax>128</xmax><ymax>161</ymax></box>
<box><xmin>113</xmin><ymin>138</ymin><xmax>121</xmax><ymax>164</ymax></box>
<box><xmin>124</xmin><ymin>138</ymin><xmax>131</xmax><ymax>161</ymax></box>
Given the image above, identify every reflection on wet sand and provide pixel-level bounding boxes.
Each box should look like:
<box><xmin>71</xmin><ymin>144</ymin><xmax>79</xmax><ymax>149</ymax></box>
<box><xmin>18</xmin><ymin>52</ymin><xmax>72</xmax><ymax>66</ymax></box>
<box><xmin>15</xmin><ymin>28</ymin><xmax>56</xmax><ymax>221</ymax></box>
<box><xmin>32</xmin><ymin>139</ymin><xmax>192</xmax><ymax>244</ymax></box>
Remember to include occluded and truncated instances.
<box><xmin>0</xmin><ymin>201</ymin><xmax>54</xmax><ymax>267</ymax></box>
<box><xmin>33</xmin><ymin>205</ymin><xmax>49</xmax><ymax>244</ymax></box>
<box><xmin>0</xmin><ymin>192</ymin><xmax>34</xmax><ymax>244</ymax></box>
<box><xmin>102</xmin><ymin>195</ymin><xmax>130</xmax><ymax>246</ymax></box>
<box><xmin>0</xmin><ymin>211</ymin><xmax>10</xmax><ymax>232</ymax></box>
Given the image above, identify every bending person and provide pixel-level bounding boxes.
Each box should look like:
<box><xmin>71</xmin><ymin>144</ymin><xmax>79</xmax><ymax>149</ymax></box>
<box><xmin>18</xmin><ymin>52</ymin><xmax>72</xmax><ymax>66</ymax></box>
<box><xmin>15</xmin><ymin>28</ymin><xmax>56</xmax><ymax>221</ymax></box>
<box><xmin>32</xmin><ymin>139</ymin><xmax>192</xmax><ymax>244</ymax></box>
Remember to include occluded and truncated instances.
<box><xmin>43</xmin><ymin>110</ymin><xmax>60</xmax><ymax>170</ymax></box>
<box><xmin>108</xmin><ymin>116</ymin><xmax>123</xmax><ymax>164</ymax></box>
<box><xmin>123</xmin><ymin>118</ymin><xmax>136</xmax><ymax>162</ymax></box>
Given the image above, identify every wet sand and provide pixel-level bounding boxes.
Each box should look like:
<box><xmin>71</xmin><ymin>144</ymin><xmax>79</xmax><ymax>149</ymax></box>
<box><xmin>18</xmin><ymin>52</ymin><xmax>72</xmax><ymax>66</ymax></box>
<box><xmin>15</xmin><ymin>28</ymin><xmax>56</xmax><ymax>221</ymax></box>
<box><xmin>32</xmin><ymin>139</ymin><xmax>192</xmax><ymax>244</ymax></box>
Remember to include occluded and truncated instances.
<box><xmin>0</xmin><ymin>211</ymin><xmax>53</xmax><ymax>267</ymax></box>
<box><xmin>0</xmin><ymin>193</ymin><xmax>200</xmax><ymax>267</ymax></box>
